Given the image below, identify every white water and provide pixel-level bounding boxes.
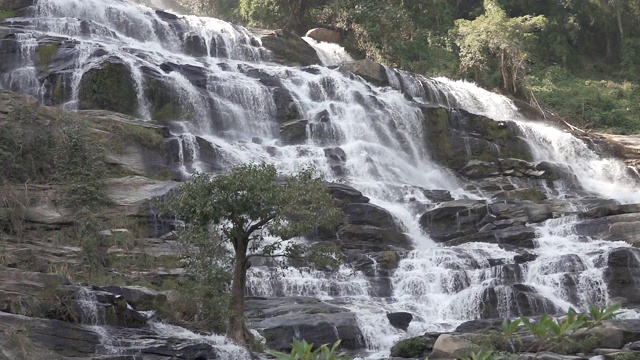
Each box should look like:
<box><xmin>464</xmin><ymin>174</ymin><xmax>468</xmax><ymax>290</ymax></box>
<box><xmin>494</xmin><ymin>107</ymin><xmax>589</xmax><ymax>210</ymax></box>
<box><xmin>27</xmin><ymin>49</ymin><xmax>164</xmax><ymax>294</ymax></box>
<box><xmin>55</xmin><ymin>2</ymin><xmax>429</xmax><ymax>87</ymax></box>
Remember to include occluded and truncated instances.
<box><xmin>303</xmin><ymin>36</ymin><xmax>353</xmax><ymax>67</ymax></box>
<box><xmin>3</xmin><ymin>0</ymin><xmax>640</xmax><ymax>358</ymax></box>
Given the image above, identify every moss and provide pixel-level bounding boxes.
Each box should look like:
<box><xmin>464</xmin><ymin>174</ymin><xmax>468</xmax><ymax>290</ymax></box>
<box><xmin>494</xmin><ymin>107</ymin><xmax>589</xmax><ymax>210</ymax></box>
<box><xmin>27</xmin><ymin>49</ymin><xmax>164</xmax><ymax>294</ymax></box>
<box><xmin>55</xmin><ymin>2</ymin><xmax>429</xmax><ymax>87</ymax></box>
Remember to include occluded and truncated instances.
<box><xmin>0</xmin><ymin>9</ymin><xmax>14</xmax><ymax>22</ymax></box>
<box><xmin>50</xmin><ymin>75</ymin><xmax>69</xmax><ymax>105</ymax></box>
<box><xmin>423</xmin><ymin>106</ymin><xmax>453</xmax><ymax>162</ymax></box>
<box><xmin>145</xmin><ymin>78</ymin><xmax>182</xmax><ymax>123</ymax></box>
<box><xmin>78</xmin><ymin>62</ymin><xmax>137</xmax><ymax>116</ymax></box>
<box><xmin>118</xmin><ymin>123</ymin><xmax>164</xmax><ymax>150</ymax></box>
<box><xmin>37</xmin><ymin>43</ymin><xmax>59</xmax><ymax>75</ymax></box>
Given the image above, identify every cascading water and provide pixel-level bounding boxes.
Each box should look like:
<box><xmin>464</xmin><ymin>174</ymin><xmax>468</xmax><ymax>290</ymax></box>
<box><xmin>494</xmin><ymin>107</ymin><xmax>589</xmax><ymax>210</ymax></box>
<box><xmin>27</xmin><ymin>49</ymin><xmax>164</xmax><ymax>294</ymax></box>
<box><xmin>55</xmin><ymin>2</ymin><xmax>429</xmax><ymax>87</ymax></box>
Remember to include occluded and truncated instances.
<box><xmin>3</xmin><ymin>0</ymin><xmax>640</xmax><ymax>357</ymax></box>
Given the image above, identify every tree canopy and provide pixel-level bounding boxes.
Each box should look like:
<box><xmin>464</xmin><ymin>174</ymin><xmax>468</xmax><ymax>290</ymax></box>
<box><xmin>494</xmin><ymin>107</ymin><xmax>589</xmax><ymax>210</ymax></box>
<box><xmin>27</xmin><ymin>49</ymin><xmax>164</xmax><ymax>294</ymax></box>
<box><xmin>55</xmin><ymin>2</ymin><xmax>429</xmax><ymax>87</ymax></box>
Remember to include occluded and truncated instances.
<box><xmin>161</xmin><ymin>163</ymin><xmax>343</xmax><ymax>345</ymax></box>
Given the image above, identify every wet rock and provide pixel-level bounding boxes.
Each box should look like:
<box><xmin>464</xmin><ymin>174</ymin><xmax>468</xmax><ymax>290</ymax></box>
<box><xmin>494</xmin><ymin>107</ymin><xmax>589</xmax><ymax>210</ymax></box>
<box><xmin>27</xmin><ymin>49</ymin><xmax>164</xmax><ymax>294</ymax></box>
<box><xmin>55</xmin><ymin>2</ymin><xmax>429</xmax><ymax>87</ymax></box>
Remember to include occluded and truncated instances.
<box><xmin>98</xmin><ymin>285</ymin><xmax>168</xmax><ymax>311</ymax></box>
<box><xmin>479</xmin><ymin>284</ymin><xmax>560</xmax><ymax>319</ymax></box>
<box><xmin>575</xmin><ymin>213</ymin><xmax>640</xmax><ymax>245</ymax></box>
<box><xmin>344</xmin><ymin>203</ymin><xmax>402</xmax><ymax>231</ymax></box>
<box><xmin>375</xmin><ymin>250</ymin><xmax>401</xmax><ymax>270</ymax></box>
<box><xmin>605</xmin><ymin>247</ymin><xmax>640</xmax><ymax>306</ymax></box>
<box><xmin>492</xmin><ymin>188</ymin><xmax>548</xmax><ymax>203</ymax></box>
<box><xmin>419</xmin><ymin>200</ymin><xmax>488</xmax><ymax>242</ymax></box>
<box><xmin>253</xmin><ymin>28</ymin><xmax>320</xmax><ymax>66</ymax></box>
<box><xmin>325</xmin><ymin>183</ymin><xmax>370</xmax><ymax>205</ymax></box>
<box><xmin>338</xmin><ymin>224</ymin><xmax>412</xmax><ymax>251</ymax></box>
<box><xmin>324</xmin><ymin>147</ymin><xmax>347</xmax><ymax>162</ymax></box>
<box><xmin>305</xmin><ymin>28</ymin><xmax>342</xmax><ymax>44</ymax></box>
<box><xmin>279</xmin><ymin>119</ymin><xmax>309</xmax><ymax>145</ymax></box>
<box><xmin>78</xmin><ymin>61</ymin><xmax>137</xmax><ymax>116</ymax></box>
<box><xmin>422</xmin><ymin>108</ymin><xmax>533</xmax><ymax>171</ymax></box>
<box><xmin>183</xmin><ymin>32</ymin><xmax>207</xmax><ymax>57</ymax></box>
<box><xmin>246</xmin><ymin>297</ymin><xmax>365</xmax><ymax>351</ymax></box>
<box><xmin>387</xmin><ymin>312</ymin><xmax>413</xmax><ymax>331</ymax></box>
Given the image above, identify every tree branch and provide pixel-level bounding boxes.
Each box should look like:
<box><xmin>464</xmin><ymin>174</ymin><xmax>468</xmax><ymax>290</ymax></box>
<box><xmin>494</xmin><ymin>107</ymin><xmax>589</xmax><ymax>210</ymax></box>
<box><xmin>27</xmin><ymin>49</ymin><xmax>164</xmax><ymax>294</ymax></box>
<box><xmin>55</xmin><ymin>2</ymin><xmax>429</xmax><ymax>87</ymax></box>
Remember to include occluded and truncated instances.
<box><xmin>245</xmin><ymin>214</ymin><xmax>276</xmax><ymax>235</ymax></box>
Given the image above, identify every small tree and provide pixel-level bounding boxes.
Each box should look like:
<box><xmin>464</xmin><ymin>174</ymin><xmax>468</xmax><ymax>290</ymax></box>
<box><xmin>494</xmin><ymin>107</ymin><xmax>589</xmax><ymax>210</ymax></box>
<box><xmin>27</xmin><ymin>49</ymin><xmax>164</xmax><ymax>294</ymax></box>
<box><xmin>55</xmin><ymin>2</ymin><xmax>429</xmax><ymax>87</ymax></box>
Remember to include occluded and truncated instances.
<box><xmin>453</xmin><ymin>0</ymin><xmax>546</xmax><ymax>93</ymax></box>
<box><xmin>162</xmin><ymin>163</ymin><xmax>343</xmax><ymax>345</ymax></box>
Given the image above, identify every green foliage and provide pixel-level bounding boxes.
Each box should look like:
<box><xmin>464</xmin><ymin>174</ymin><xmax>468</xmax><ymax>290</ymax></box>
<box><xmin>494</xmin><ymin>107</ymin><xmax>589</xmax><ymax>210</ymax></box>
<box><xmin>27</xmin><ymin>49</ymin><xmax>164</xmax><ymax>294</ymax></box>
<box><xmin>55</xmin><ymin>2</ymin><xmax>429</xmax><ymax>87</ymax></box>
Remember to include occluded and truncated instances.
<box><xmin>0</xmin><ymin>9</ymin><xmax>15</xmax><ymax>22</ymax></box>
<box><xmin>526</xmin><ymin>66</ymin><xmax>640</xmax><ymax>134</ymax></box>
<box><xmin>0</xmin><ymin>103</ymin><xmax>110</xmax><ymax>210</ymax></box>
<box><xmin>78</xmin><ymin>62</ymin><xmax>137</xmax><ymax>116</ymax></box>
<box><xmin>37</xmin><ymin>43</ymin><xmax>59</xmax><ymax>74</ymax></box>
<box><xmin>239</xmin><ymin>0</ymin><xmax>328</xmax><ymax>33</ymax></box>
<box><xmin>507</xmin><ymin>304</ymin><xmax>621</xmax><ymax>356</ymax></box>
<box><xmin>266</xmin><ymin>338</ymin><xmax>350</xmax><ymax>360</ymax></box>
<box><xmin>159</xmin><ymin>163</ymin><xmax>344</xmax><ymax>343</ymax></box>
<box><xmin>614</xmin><ymin>353</ymin><xmax>640</xmax><ymax>360</ymax></box>
<box><xmin>389</xmin><ymin>336</ymin><xmax>432</xmax><ymax>358</ymax></box>
<box><xmin>454</xmin><ymin>0</ymin><xmax>547</xmax><ymax>93</ymax></box>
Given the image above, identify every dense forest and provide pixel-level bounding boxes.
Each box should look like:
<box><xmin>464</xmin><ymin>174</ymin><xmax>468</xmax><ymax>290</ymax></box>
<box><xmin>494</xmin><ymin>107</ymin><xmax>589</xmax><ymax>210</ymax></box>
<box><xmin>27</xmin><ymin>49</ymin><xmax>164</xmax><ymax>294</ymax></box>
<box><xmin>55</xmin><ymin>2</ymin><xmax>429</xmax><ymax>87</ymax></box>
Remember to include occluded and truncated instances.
<box><xmin>177</xmin><ymin>0</ymin><xmax>640</xmax><ymax>134</ymax></box>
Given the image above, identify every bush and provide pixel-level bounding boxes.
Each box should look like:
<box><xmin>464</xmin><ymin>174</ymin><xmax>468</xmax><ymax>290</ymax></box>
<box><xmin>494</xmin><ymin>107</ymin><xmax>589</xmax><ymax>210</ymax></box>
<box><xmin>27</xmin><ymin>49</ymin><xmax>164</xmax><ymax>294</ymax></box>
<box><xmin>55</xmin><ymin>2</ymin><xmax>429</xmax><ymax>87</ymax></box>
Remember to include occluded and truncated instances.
<box><xmin>0</xmin><ymin>102</ymin><xmax>110</xmax><ymax>210</ymax></box>
<box><xmin>266</xmin><ymin>339</ymin><xmax>350</xmax><ymax>360</ymax></box>
<box><xmin>390</xmin><ymin>336</ymin><xmax>433</xmax><ymax>358</ymax></box>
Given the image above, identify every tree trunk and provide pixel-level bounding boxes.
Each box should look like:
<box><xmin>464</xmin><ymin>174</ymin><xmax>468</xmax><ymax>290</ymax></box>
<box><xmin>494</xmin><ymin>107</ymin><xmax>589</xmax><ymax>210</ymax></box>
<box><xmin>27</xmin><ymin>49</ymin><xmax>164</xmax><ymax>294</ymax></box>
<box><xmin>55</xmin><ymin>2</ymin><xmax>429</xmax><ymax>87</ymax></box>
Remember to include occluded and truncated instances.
<box><xmin>229</xmin><ymin>238</ymin><xmax>248</xmax><ymax>345</ymax></box>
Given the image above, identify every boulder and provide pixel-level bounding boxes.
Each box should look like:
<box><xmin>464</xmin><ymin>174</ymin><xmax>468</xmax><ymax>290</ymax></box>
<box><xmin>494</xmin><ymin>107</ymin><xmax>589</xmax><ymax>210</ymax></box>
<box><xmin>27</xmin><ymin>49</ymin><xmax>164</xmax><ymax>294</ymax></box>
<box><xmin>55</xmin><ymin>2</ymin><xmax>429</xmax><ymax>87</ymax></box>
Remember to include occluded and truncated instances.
<box><xmin>183</xmin><ymin>32</ymin><xmax>207</xmax><ymax>57</ymax></box>
<box><xmin>430</xmin><ymin>334</ymin><xmax>479</xmax><ymax>358</ymax></box>
<box><xmin>305</xmin><ymin>28</ymin><xmax>342</xmax><ymax>44</ymax></box>
<box><xmin>344</xmin><ymin>203</ymin><xmax>401</xmax><ymax>231</ymax></box>
<box><xmin>387</xmin><ymin>312</ymin><xmax>413</xmax><ymax>331</ymax></box>
<box><xmin>247</xmin><ymin>297</ymin><xmax>365</xmax><ymax>351</ymax></box>
<box><xmin>604</xmin><ymin>247</ymin><xmax>640</xmax><ymax>306</ymax></box>
<box><xmin>419</xmin><ymin>200</ymin><xmax>488</xmax><ymax>242</ymax></box>
<box><xmin>253</xmin><ymin>28</ymin><xmax>321</xmax><ymax>66</ymax></box>
<box><xmin>78</xmin><ymin>61</ymin><xmax>138</xmax><ymax>116</ymax></box>
<box><xmin>280</xmin><ymin>119</ymin><xmax>309</xmax><ymax>145</ymax></box>
<box><xmin>326</xmin><ymin>183</ymin><xmax>370</xmax><ymax>205</ymax></box>
<box><xmin>339</xmin><ymin>59</ymin><xmax>388</xmax><ymax>86</ymax></box>
<box><xmin>390</xmin><ymin>335</ymin><xmax>436</xmax><ymax>358</ymax></box>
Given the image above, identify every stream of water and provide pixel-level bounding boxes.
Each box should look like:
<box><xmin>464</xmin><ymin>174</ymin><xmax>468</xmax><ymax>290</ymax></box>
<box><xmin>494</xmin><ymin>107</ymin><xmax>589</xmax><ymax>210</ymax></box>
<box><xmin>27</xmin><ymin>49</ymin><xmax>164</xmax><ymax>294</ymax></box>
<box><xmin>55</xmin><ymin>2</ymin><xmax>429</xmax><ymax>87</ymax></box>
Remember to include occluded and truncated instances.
<box><xmin>2</xmin><ymin>0</ymin><xmax>640</xmax><ymax>357</ymax></box>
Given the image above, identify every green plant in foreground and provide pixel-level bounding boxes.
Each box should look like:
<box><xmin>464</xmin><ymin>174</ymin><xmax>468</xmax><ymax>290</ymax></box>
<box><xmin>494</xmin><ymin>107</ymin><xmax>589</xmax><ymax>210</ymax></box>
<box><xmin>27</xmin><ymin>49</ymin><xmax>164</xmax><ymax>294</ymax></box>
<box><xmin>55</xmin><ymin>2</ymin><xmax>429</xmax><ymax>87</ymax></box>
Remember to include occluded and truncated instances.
<box><xmin>266</xmin><ymin>339</ymin><xmax>351</xmax><ymax>360</ymax></box>
<box><xmin>464</xmin><ymin>304</ymin><xmax>621</xmax><ymax>360</ymax></box>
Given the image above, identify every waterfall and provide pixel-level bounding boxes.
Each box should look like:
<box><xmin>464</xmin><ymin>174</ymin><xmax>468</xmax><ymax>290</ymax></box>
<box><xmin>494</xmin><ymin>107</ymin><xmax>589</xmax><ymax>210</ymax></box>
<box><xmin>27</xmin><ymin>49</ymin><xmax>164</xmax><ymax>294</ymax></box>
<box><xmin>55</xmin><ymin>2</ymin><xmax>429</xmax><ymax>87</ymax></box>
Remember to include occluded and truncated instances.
<box><xmin>76</xmin><ymin>288</ymin><xmax>124</xmax><ymax>355</ymax></box>
<box><xmin>3</xmin><ymin>0</ymin><xmax>640</xmax><ymax>358</ymax></box>
<box><xmin>303</xmin><ymin>36</ymin><xmax>353</xmax><ymax>67</ymax></box>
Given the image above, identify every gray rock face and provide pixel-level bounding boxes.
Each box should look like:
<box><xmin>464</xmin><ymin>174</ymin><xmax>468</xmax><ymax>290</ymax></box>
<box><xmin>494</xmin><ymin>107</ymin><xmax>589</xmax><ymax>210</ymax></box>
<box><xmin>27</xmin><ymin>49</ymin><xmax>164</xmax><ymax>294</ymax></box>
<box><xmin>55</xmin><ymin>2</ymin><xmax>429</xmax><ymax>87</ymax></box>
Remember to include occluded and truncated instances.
<box><xmin>280</xmin><ymin>119</ymin><xmax>309</xmax><ymax>145</ymax></box>
<box><xmin>419</xmin><ymin>200</ymin><xmax>488</xmax><ymax>241</ymax></box>
<box><xmin>605</xmin><ymin>247</ymin><xmax>640</xmax><ymax>306</ymax></box>
<box><xmin>338</xmin><ymin>59</ymin><xmax>388</xmax><ymax>85</ymax></box>
<box><xmin>247</xmin><ymin>297</ymin><xmax>365</xmax><ymax>351</ymax></box>
<box><xmin>252</xmin><ymin>28</ymin><xmax>321</xmax><ymax>66</ymax></box>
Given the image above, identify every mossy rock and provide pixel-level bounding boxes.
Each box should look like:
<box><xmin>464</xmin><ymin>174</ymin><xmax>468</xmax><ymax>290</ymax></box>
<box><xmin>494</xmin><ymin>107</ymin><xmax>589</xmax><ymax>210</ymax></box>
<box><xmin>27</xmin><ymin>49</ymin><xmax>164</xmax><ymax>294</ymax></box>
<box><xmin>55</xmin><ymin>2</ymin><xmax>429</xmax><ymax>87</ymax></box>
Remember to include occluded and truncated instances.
<box><xmin>145</xmin><ymin>77</ymin><xmax>182</xmax><ymax>123</ymax></box>
<box><xmin>78</xmin><ymin>62</ymin><xmax>137</xmax><ymax>116</ymax></box>
<box><xmin>390</xmin><ymin>336</ymin><xmax>433</xmax><ymax>358</ymax></box>
<box><xmin>258</xmin><ymin>29</ymin><xmax>321</xmax><ymax>67</ymax></box>
<box><xmin>0</xmin><ymin>9</ymin><xmax>14</xmax><ymax>21</ymax></box>
<box><xmin>36</xmin><ymin>42</ymin><xmax>59</xmax><ymax>75</ymax></box>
